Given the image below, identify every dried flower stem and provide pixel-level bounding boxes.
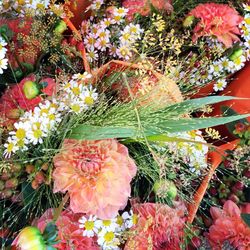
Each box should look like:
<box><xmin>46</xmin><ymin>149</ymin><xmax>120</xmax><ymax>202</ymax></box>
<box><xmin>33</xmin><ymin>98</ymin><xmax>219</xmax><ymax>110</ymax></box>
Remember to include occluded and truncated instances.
<box><xmin>187</xmin><ymin>139</ymin><xmax>239</xmax><ymax>223</ymax></box>
<box><xmin>62</xmin><ymin>17</ymin><xmax>90</xmax><ymax>73</ymax></box>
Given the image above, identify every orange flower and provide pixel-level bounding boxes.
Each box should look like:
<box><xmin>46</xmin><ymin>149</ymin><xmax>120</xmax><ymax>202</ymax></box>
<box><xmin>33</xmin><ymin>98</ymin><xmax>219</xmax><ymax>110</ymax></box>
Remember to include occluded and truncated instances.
<box><xmin>207</xmin><ymin>200</ymin><xmax>250</xmax><ymax>249</ymax></box>
<box><xmin>188</xmin><ymin>3</ymin><xmax>243</xmax><ymax>48</ymax></box>
<box><xmin>125</xmin><ymin>202</ymin><xmax>186</xmax><ymax>250</ymax></box>
<box><xmin>53</xmin><ymin>139</ymin><xmax>137</xmax><ymax>219</ymax></box>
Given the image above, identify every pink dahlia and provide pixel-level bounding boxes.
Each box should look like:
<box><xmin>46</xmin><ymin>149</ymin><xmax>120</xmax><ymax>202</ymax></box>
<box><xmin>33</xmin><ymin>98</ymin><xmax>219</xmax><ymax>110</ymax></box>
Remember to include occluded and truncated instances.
<box><xmin>35</xmin><ymin>208</ymin><xmax>99</xmax><ymax>250</ymax></box>
<box><xmin>188</xmin><ymin>3</ymin><xmax>243</xmax><ymax>48</ymax></box>
<box><xmin>207</xmin><ymin>200</ymin><xmax>250</xmax><ymax>249</ymax></box>
<box><xmin>125</xmin><ymin>202</ymin><xmax>186</xmax><ymax>250</ymax></box>
<box><xmin>53</xmin><ymin>139</ymin><xmax>137</xmax><ymax>219</ymax></box>
<box><xmin>122</xmin><ymin>0</ymin><xmax>172</xmax><ymax>21</ymax></box>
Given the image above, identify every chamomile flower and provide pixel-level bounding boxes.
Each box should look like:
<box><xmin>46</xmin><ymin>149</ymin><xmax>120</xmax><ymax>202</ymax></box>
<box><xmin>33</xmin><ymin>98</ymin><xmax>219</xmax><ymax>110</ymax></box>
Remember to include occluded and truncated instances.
<box><xmin>120</xmin><ymin>31</ymin><xmax>134</xmax><ymax>45</ymax></box>
<box><xmin>231</xmin><ymin>55</ymin><xmax>246</xmax><ymax>71</ymax></box>
<box><xmin>0</xmin><ymin>36</ymin><xmax>7</xmax><ymax>57</ymax></box>
<box><xmin>3</xmin><ymin>138</ymin><xmax>19</xmax><ymax>158</ymax></box>
<box><xmin>0</xmin><ymin>54</ymin><xmax>8</xmax><ymax>74</ymax></box>
<box><xmin>30</xmin><ymin>0</ymin><xmax>50</xmax><ymax>9</ymax></box>
<box><xmin>87</xmin><ymin>48</ymin><xmax>98</xmax><ymax>62</ymax></box>
<box><xmin>69</xmin><ymin>99</ymin><xmax>85</xmax><ymax>114</ymax></box>
<box><xmin>213</xmin><ymin>79</ymin><xmax>227</xmax><ymax>92</ymax></box>
<box><xmin>243</xmin><ymin>14</ymin><xmax>250</xmax><ymax>27</ymax></box>
<box><xmin>122</xmin><ymin>210</ymin><xmax>138</xmax><ymax>229</ymax></box>
<box><xmin>27</xmin><ymin>122</ymin><xmax>47</xmax><ymax>145</ymax></box>
<box><xmin>116</xmin><ymin>46</ymin><xmax>132</xmax><ymax>60</ymax></box>
<box><xmin>97</xmin><ymin>230</ymin><xmax>120</xmax><ymax>250</ymax></box>
<box><xmin>10</xmin><ymin>122</ymin><xmax>30</xmax><ymax>141</ymax></box>
<box><xmin>109</xmin><ymin>45</ymin><xmax>117</xmax><ymax>57</ymax></box>
<box><xmin>90</xmin><ymin>0</ymin><xmax>104</xmax><ymax>11</ymax></box>
<box><xmin>95</xmin><ymin>219</ymin><xmax>118</xmax><ymax>232</ymax></box>
<box><xmin>100</xmin><ymin>18</ymin><xmax>115</xmax><ymax>28</ymax></box>
<box><xmin>208</xmin><ymin>62</ymin><xmax>223</xmax><ymax>77</ymax></box>
<box><xmin>97</xmin><ymin>28</ymin><xmax>111</xmax><ymax>40</ymax></box>
<box><xmin>243</xmin><ymin>4</ymin><xmax>250</xmax><ymax>12</ymax></box>
<box><xmin>79</xmin><ymin>215</ymin><xmax>99</xmax><ymax>238</ymax></box>
<box><xmin>95</xmin><ymin>38</ymin><xmax>111</xmax><ymax>51</ymax></box>
<box><xmin>124</xmin><ymin>24</ymin><xmax>143</xmax><ymax>38</ymax></box>
<box><xmin>84</xmin><ymin>34</ymin><xmax>97</xmax><ymax>50</ymax></box>
<box><xmin>113</xmin><ymin>7</ymin><xmax>128</xmax><ymax>18</ymax></box>
<box><xmin>72</xmin><ymin>72</ymin><xmax>92</xmax><ymax>81</ymax></box>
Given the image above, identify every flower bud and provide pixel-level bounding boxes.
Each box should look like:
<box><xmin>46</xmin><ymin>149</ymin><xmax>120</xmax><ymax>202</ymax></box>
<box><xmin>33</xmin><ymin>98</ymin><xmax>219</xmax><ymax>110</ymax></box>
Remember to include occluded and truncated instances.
<box><xmin>229</xmin><ymin>48</ymin><xmax>243</xmax><ymax>61</ymax></box>
<box><xmin>12</xmin><ymin>226</ymin><xmax>46</xmax><ymax>250</ymax></box>
<box><xmin>153</xmin><ymin>180</ymin><xmax>177</xmax><ymax>200</ymax></box>
<box><xmin>26</xmin><ymin>164</ymin><xmax>35</xmax><ymax>174</ymax></box>
<box><xmin>23</xmin><ymin>81</ymin><xmax>40</xmax><ymax>100</ymax></box>
<box><xmin>5</xmin><ymin>178</ymin><xmax>18</xmax><ymax>189</ymax></box>
<box><xmin>0</xmin><ymin>172</ymin><xmax>12</xmax><ymax>181</ymax></box>
<box><xmin>31</xmin><ymin>180</ymin><xmax>39</xmax><ymax>190</ymax></box>
<box><xmin>54</xmin><ymin>20</ymin><xmax>67</xmax><ymax>35</ymax></box>
<box><xmin>183</xmin><ymin>15</ymin><xmax>195</xmax><ymax>27</ymax></box>
<box><xmin>0</xmin><ymin>189</ymin><xmax>12</xmax><ymax>199</ymax></box>
<box><xmin>35</xmin><ymin>172</ymin><xmax>45</xmax><ymax>184</ymax></box>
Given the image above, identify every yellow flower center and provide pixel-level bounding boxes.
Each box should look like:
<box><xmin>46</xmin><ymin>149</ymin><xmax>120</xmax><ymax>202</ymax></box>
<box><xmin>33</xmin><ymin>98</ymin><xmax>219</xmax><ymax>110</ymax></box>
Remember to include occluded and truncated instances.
<box><xmin>84</xmin><ymin>221</ymin><xmax>94</xmax><ymax>231</ymax></box>
<box><xmin>103</xmin><ymin>220</ymin><xmax>111</xmax><ymax>227</ymax></box>
<box><xmin>41</xmin><ymin>108</ymin><xmax>49</xmax><ymax>115</ymax></box>
<box><xmin>16</xmin><ymin>128</ymin><xmax>26</xmax><ymax>140</ymax></box>
<box><xmin>7</xmin><ymin>143</ymin><xmax>14</xmax><ymax>152</ymax></box>
<box><xmin>114</xmin><ymin>15</ymin><xmax>122</xmax><ymax>22</ymax></box>
<box><xmin>104</xmin><ymin>232</ymin><xmax>115</xmax><ymax>242</ymax></box>
<box><xmin>33</xmin><ymin>129</ymin><xmax>42</xmax><ymax>139</ymax></box>
<box><xmin>132</xmin><ymin>214</ymin><xmax>138</xmax><ymax>225</ymax></box>
<box><xmin>85</xmin><ymin>96</ymin><xmax>94</xmax><ymax>105</ymax></box>
<box><xmin>17</xmin><ymin>139</ymin><xmax>25</xmax><ymax>147</ymax></box>
<box><xmin>48</xmin><ymin>114</ymin><xmax>55</xmax><ymax>121</ymax></box>
<box><xmin>72</xmin><ymin>87</ymin><xmax>80</xmax><ymax>96</ymax></box>
<box><xmin>116</xmin><ymin>216</ymin><xmax>123</xmax><ymax>226</ymax></box>
<box><xmin>71</xmin><ymin>104</ymin><xmax>80</xmax><ymax>113</ymax></box>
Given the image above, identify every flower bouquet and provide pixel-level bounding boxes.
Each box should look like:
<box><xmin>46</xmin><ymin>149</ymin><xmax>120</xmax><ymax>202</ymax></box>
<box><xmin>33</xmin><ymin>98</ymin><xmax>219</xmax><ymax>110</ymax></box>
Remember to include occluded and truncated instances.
<box><xmin>0</xmin><ymin>0</ymin><xmax>250</xmax><ymax>249</ymax></box>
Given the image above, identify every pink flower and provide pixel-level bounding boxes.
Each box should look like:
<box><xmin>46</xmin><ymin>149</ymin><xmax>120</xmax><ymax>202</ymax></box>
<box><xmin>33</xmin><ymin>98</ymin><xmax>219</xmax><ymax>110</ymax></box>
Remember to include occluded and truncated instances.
<box><xmin>125</xmin><ymin>202</ymin><xmax>186</xmax><ymax>250</ymax></box>
<box><xmin>188</xmin><ymin>3</ymin><xmax>243</xmax><ymax>48</ymax></box>
<box><xmin>53</xmin><ymin>139</ymin><xmax>137</xmax><ymax>219</ymax></box>
<box><xmin>207</xmin><ymin>200</ymin><xmax>250</xmax><ymax>249</ymax></box>
<box><xmin>122</xmin><ymin>0</ymin><xmax>172</xmax><ymax>21</ymax></box>
<box><xmin>35</xmin><ymin>208</ymin><xmax>99</xmax><ymax>250</ymax></box>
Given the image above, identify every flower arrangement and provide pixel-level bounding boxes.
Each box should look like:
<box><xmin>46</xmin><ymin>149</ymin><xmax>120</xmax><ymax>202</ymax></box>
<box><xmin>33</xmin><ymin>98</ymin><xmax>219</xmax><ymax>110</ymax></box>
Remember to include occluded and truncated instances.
<box><xmin>0</xmin><ymin>1</ymin><xmax>249</xmax><ymax>250</ymax></box>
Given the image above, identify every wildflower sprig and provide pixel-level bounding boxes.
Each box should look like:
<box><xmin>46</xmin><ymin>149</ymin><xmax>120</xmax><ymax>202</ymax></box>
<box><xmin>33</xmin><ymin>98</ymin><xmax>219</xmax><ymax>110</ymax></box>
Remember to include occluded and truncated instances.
<box><xmin>3</xmin><ymin>73</ymin><xmax>98</xmax><ymax>157</ymax></box>
<box><xmin>83</xmin><ymin>6</ymin><xmax>143</xmax><ymax>63</ymax></box>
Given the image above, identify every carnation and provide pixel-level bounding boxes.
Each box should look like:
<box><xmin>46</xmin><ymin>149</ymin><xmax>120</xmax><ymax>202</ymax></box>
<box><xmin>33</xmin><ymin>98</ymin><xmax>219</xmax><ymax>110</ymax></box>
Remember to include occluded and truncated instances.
<box><xmin>207</xmin><ymin>200</ymin><xmax>250</xmax><ymax>249</ymax></box>
<box><xmin>35</xmin><ymin>208</ymin><xmax>99</xmax><ymax>250</ymax></box>
<box><xmin>188</xmin><ymin>3</ymin><xmax>243</xmax><ymax>48</ymax></box>
<box><xmin>125</xmin><ymin>202</ymin><xmax>186</xmax><ymax>250</ymax></box>
<box><xmin>53</xmin><ymin>139</ymin><xmax>137</xmax><ymax>219</ymax></box>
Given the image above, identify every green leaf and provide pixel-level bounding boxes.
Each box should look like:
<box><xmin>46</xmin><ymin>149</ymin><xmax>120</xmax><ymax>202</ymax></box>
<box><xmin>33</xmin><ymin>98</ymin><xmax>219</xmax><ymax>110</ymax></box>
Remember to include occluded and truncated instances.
<box><xmin>43</xmin><ymin>222</ymin><xmax>59</xmax><ymax>246</ymax></box>
<box><xmin>154</xmin><ymin>114</ymin><xmax>250</xmax><ymax>133</ymax></box>
<box><xmin>68</xmin><ymin>114</ymin><xmax>250</xmax><ymax>141</ymax></box>
<box><xmin>163</xmin><ymin>96</ymin><xmax>245</xmax><ymax>116</ymax></box>
<box><xmin>241</xmin><ymin>213</ymin><xmax>250</xmax><ymax>228</ymax></box>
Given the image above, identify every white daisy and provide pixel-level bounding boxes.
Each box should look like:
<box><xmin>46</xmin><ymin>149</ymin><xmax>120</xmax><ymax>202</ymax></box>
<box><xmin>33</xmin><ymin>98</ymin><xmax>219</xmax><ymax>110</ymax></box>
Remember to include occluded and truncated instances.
<box><xmin>95</xmin><ymin>38</ymin><xmax>110</xmax><ymax>51</ymax></box>
<box><xmin>97</xmin><ymin>230</ymin><xmax>120</xmax><ymax>250</ymax></box>
<box><xmin>0</xmin><ymin>54</ymin><xmax>8</xmax><ymax>74</ymax></box>
<box><xmin>213</xmin><ymin>79</ymin><xmax>227</xmax><ymax>92</ymax></box>
<box><xmin>3</xmin><ymin>138</ymin><xmax>19</xmax><ymax>158</ymax></box>
<box><xmin>79</xmin><ymin>215</ymin><xmax>99</xmax><ymax>238</ymax></box>
<box><xmin>95</xmin><ymin>219</ymin><xmax>118</xmax><ymax>232</ymax></box>
<box><xmin>87</xmin><ymin>48</ymin><xmax>98</xmax><ymax>62</ymax></box>
<box><xmin>116</xmin><ymin>46</ymin><xmax>132</xmax><ymax>60</ymax></box>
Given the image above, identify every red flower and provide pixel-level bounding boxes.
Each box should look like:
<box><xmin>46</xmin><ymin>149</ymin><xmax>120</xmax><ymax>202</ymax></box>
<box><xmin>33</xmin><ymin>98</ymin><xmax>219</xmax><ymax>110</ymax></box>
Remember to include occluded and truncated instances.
<box><xmin>125</xmin><ymin>202</ymin><xmax>186</xmax><ymax>250</ymax></box>
<box><xmin>235</xmin><ymin>123</ymin><xmax>247</xmax><ymax>133</ymax></box>
<box><xmin>207</xmin><ymin>200</ymin><xmax>250</xmax><ymax>249</ymax></box>
<box><xmin>0</xmin><ymin>75</ymin><xmax>56</xmax><ymax>126</ymax></box>
<box><xmin>35</xmin><ymin>209</ymin><xmax>99</xmax><ymax>250</ymax></box>
<box><xmin>188</xmin><ymin>3</ymin><xmax>243</xmax><ymax>48</ymax></box>
<box><xmin>122</xmin><ymin>0</ymin><xmax>172</xmax><ymax>21</ymax></box>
